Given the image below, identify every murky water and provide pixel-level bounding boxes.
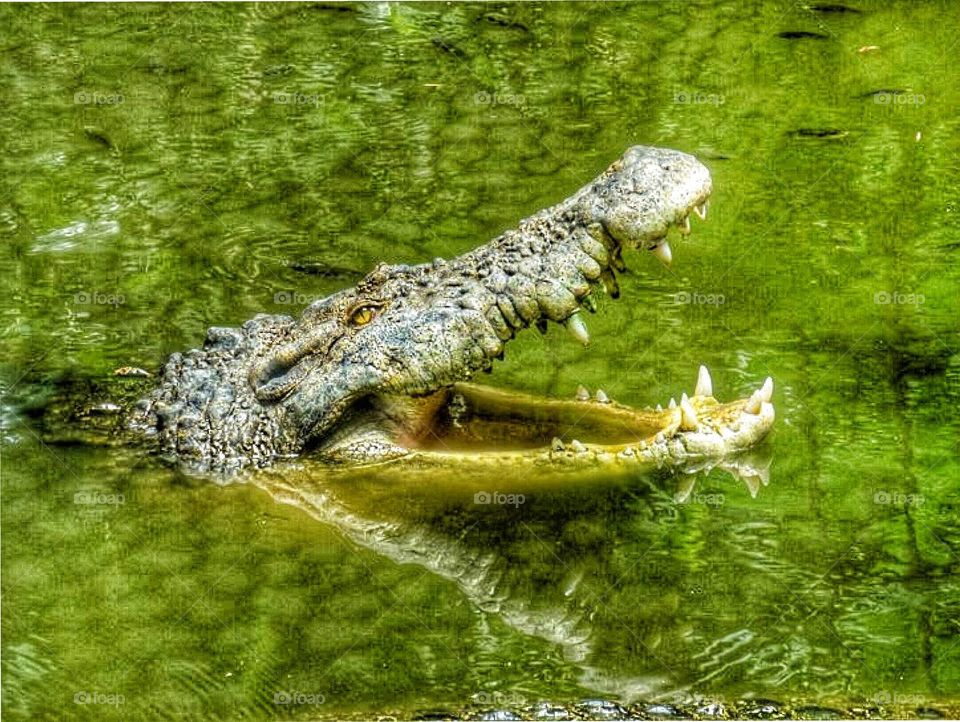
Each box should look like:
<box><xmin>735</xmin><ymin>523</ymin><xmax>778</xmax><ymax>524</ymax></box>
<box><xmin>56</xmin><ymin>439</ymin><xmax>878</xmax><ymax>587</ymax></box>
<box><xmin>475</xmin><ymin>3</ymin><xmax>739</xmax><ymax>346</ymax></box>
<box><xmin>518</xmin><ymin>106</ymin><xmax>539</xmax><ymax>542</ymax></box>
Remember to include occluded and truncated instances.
<box><xmin>2</xmin><ymin>2</ymin><xmax>959</xmax><ymax>720</ymax></box>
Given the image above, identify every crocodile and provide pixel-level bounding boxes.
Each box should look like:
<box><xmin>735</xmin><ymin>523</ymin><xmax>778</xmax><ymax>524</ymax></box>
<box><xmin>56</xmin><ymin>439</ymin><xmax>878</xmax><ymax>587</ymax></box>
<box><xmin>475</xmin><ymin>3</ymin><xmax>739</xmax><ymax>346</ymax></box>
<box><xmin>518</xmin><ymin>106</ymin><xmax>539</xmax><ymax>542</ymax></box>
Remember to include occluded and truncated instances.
<box><xmin>130</xmin><ymin>146</ymin><xmax>775</xmax><ymax>474</ymax></box>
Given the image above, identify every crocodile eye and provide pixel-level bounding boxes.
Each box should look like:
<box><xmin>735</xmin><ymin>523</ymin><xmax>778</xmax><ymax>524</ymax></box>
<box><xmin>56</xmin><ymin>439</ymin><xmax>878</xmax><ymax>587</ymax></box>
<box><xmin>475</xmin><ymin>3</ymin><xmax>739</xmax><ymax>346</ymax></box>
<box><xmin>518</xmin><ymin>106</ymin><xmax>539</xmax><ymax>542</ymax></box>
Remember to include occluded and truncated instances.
<box><xmin>349</xmin><ymin>305</ymin><xmax>378</xmax><ymax>327</ymax></box>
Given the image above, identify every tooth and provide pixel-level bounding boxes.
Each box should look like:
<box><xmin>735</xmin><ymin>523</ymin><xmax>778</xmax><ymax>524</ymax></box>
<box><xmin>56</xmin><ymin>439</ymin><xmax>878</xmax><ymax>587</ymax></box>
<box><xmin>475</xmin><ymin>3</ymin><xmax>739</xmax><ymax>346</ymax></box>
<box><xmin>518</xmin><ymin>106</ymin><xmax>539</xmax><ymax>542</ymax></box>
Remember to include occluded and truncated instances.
<box><xmin>675</xmin><ymin>476</ymin><xmax>696</xmax><ymax>503</ymax></box>
<box><xmin>595</xmin><ymin>389</ymin><xmax>609</xmax><ymax>403</ymax></box>
<box><xmin>566</xmin><ymin>313</ymin><xmax>590</xmax><ymax>347</ymax></box>
<box><xmin>678</xmin><ymin>215</ymin><xmax>691</xmax><ymax>235</ymax></box>
<box><xmin>695</xmin><ymin>365</ymin><xmax>713</xmax><ymax>397</ymax></box>
<box><xmin>680</xmin><ymin>394</ymin><xmax>699</xmax><ymax>431</ymax></box>
<box><xmin>694</xmin><ymin>201</ymin><xmax>708</xmax><ymax>220</ymax></box>
<box><xmin>668</xmin><ymin>397</ymin><xmax>677</xmax><ymax>409</ymax></box>
<box><xmin>758</xmin><ymin>377</ymin><xmax>773</xmax><ymax>403</ymax></box>
<box><xmin>551</xmin><ymin>437</ymin><xmax>565</xmax><ymax>452</ymax></box>
<box><xmin>576</xmin><ymin>385</ymin><xmax>590</xmax><ymax>401</ymax></box>
<box><xmin>581</xmin><ymin>293</ymin><xmax>597</xmax><ymax>313</ymax></box>
<box><xmin>570</xmin><ymin>439</ymin><xmax>586</xmax><ymax>453</ymax></box>
<box><xmin>745</xmin><ymin>390</ymin><xmax>763</xmax><ymax>414</ymax></box>
<box><xmin>654</xmin><ymin>432</ymin><xmax>665</xmax><ymax>444</ymax></box>
<box><xmin>655</xmin><ymin>403</ymin><xmax>663</xmax><ymax>412</ymax></box>
<box><xmin>651</xmin><ymin>241</ymin><xmax>672</xmax><ymax>265</ymax></box>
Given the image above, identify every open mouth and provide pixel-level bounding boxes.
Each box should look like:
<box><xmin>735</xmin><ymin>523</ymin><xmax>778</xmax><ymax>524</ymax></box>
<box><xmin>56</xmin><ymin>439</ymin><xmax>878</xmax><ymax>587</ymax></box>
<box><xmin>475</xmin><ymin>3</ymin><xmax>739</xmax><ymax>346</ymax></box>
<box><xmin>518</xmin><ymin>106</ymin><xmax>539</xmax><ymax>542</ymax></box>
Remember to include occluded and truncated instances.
<box><xmin>380</xmin><ymin>362</ymin><xmax>774</xmax><ymax>460</ymax></box>
<box><xmin>346</xmin><ymin>188</ymin><xmax>774</xmax><ymax>460</ymax></box>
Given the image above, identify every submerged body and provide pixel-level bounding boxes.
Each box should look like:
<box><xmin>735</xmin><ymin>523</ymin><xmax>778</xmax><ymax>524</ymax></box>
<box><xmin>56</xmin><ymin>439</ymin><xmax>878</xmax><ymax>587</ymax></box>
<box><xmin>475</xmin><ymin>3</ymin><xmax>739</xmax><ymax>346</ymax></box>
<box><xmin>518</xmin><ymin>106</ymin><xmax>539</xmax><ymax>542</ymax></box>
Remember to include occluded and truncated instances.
<box><xmin>131</xmin><ymin>146</ymin><xmax>774</xmax><ymax>474</ymax></box>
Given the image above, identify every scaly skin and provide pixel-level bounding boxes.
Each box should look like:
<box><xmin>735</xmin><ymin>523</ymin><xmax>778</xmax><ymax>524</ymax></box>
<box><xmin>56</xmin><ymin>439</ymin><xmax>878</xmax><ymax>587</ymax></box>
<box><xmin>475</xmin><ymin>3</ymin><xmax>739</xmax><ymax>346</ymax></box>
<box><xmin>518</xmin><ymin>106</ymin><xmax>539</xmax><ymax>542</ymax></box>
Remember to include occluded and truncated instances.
<box><xmin>131</xmin><ymin>146</ymin><xmax>774</xmax><ymax>474</ymax></box>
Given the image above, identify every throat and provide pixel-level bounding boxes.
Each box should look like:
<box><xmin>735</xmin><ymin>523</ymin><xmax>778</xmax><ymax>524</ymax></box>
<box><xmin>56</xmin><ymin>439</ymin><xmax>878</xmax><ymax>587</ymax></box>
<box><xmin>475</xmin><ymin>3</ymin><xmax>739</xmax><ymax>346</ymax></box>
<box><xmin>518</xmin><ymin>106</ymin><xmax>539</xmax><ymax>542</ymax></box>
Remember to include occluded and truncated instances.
<box><xmin>398</xmin><ymin>384</ymin><xmax>671</xmax><ymax>453</ymax></box>
<box><xmin>320</xmin><ymin>384</ymin><xmax>677</xmax><ymax>461</ymax></box>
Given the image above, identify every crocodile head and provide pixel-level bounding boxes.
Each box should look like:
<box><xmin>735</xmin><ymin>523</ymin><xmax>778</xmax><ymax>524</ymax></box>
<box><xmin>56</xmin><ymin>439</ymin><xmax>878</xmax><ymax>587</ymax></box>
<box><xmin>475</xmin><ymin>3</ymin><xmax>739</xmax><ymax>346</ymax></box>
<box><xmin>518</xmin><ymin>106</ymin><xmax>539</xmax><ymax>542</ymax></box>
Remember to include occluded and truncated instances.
<box><xmin>135</xmin><ymin>146</ymin><xmax>771</xmax><ymax>473</ymax></box>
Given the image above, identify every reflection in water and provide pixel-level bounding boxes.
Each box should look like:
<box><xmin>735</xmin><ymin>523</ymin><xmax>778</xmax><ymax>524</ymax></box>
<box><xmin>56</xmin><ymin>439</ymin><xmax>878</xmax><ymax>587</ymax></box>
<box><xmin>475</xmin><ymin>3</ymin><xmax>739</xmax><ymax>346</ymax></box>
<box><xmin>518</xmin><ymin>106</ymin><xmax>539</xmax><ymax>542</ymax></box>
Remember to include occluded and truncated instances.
<box><xmin>252</xmin><ymin>454</ymin><xmax>774</xmax><ymax>701</ymax></box>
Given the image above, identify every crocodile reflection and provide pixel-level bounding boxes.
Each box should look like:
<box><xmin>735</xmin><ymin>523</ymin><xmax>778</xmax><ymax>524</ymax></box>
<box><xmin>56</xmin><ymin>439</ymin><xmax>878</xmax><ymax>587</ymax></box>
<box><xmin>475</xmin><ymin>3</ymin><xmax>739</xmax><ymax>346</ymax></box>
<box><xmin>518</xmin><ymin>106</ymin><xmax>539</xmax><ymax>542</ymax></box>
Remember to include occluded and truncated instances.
<box><xmin>250</xmin><ymin>449</ymin><xmax>772</xmax><ymax>701</ymax></box>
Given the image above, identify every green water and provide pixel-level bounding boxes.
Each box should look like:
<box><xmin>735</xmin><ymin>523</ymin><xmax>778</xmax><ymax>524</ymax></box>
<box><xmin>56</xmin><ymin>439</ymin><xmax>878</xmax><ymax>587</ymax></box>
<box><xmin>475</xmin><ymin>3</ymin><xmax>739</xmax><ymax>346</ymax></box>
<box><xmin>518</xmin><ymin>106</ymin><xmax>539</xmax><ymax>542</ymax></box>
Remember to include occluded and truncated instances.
<box><xmin>2</xmin><ymin>2</ymin><xmax>959</xmax><ymax>719</ymax></box>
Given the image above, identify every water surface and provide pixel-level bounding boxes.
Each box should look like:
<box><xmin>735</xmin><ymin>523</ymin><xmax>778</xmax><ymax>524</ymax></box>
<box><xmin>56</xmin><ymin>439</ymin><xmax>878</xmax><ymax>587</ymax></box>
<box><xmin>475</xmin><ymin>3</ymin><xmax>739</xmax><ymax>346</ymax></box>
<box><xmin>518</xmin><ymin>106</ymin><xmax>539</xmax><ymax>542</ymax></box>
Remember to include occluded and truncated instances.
<box><xmin>2</xmin><ymin>2</ymin><xmax>959</xmax><ymax>719</ymax></box>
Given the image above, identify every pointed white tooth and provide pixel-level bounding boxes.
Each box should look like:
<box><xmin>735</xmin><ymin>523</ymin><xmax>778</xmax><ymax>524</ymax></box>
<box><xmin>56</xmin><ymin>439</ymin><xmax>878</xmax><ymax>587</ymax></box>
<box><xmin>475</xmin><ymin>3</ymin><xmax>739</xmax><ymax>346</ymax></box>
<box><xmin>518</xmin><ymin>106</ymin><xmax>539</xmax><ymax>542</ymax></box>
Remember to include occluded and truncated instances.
<box><xmin>758</xmin><ymin>376</ymin><xmax>773</xmax><ymax>403</ymax></box>
<box><xmin>745</xmin><ymin>390</ymin><xmax>763</xmax><ymax>414</ymax></box>
<box><xmin>570</xmin><ymin>439</ymin><xmax>586</xmax><ymax>453</ymax></box>
<box><xmin>758</xmin><ymin>467</ymin><xmax>771</xmax><ymax>486</ymax></box>
<box><xmin>655</xmin><ymin>403</ymin><xmax>663</xmax><ymax>412</ymax></box>
<box><xmin>674</xmin><ymin>476</ymin><xmax>696</xmax><ymax>503</ymax></box>
<box><xmin>668</xmin><ymin>397</ymin><xmax>677</xmax><ymax>409</ymax></box>
<box><xmin>678</xmin><ymin>215</ymin><xmax>691</xmax><ymax>235</ymax></box>
<box><xmin>695</xmin><ymin>365</ymin><xmax>713</xmax><ymax>397</ymax></box>
<box><xmin>694</xmin><ymin>201</ymin><xmax>708</xmax><ymax>220</ymax></box>
<box><xmin>743</xmin><ymin>474</ymin><xmax>761</xmax><ymax>498</ymax></box>
<box><xmin>651</xmin><ymin>241</ymin><xmax>672</xmax><ymax>265</ymax></box>
<box><xmin>576</xmin><ymin>385</ymin><xmax>590</xmax><ymax>401</ymax></box>
<box><xmin>595</xmin><ymin>389</ymin><xmax>609</xmax><ymax>403</ymax></box>
<box><xmin>680</xmin><ymin>395</ymin><xmax>699</xmax><ymax>430</ymax></box>
<box><xmin>565</xmin><ymin>313</ymin><xmax>590</xmax><ymax>347</ymax></box>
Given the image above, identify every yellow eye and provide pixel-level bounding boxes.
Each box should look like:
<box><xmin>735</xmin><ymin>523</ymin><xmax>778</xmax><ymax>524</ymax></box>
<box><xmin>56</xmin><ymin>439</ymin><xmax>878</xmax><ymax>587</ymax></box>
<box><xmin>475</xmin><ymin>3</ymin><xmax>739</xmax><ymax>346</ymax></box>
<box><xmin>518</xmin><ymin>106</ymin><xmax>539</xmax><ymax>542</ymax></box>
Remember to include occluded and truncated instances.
<box><xmin>349</xmin><ymin>305</ymin><xmax>377</xmax><ymax>326</ymax></box>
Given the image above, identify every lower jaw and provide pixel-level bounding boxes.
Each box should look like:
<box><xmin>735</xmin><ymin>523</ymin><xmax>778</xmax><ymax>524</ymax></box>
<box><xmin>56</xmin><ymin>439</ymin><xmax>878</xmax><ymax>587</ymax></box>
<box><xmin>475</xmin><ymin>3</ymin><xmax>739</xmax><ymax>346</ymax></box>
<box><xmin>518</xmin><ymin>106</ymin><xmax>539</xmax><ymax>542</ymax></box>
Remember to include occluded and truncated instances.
<box><xmin>378</xmin><ymin>384</ymin><xmax>675</xmax><ymax>454</ymax></box>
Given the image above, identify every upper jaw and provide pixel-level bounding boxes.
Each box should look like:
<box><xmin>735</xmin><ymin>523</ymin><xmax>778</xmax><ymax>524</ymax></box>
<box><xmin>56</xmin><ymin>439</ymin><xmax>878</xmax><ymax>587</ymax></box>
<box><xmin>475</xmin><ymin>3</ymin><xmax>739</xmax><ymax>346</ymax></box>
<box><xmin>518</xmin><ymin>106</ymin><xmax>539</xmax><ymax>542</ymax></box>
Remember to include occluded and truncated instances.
<box><xmin>630</xmin><ymin>187</ymin><xmax>711</xmax><ymax>266</ymax></box>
